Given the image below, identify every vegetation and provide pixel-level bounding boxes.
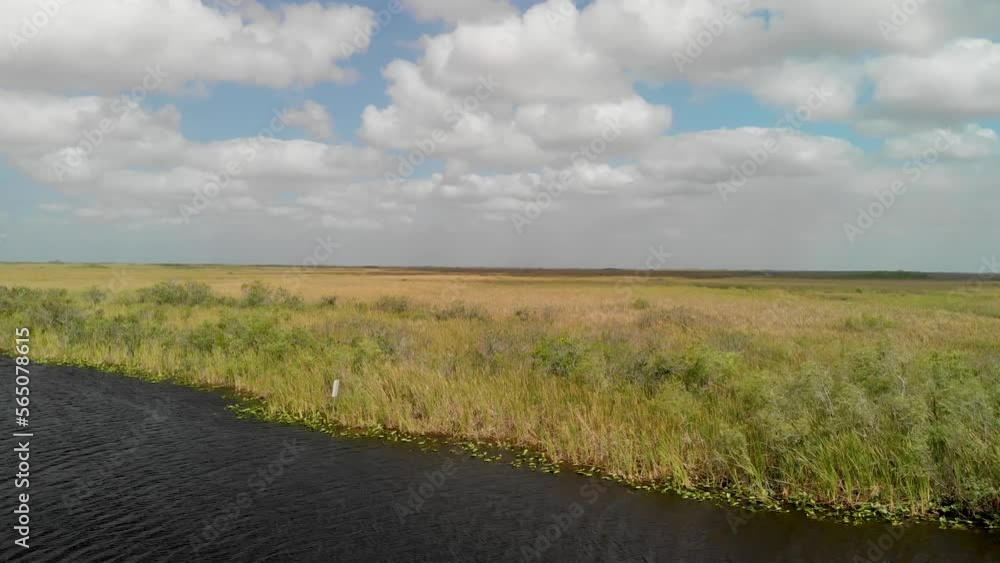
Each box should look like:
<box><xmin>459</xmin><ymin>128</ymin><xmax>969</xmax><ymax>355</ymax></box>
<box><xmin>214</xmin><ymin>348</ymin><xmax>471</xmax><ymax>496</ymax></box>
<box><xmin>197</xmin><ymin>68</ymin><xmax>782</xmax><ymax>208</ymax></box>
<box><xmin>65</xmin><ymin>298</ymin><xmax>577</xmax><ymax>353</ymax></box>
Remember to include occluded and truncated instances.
<box><xmin>0</xmin><ymin>264</ymin><xmax>998</xmax><ymax>527</ymax></box>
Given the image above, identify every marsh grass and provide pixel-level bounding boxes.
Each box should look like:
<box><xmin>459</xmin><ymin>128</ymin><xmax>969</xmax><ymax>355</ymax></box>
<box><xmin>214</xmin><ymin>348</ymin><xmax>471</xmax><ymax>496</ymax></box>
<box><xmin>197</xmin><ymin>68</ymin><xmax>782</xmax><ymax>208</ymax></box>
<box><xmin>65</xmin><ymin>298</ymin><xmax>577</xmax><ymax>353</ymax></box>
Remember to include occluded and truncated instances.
<box><xmin>1</xmin><ymin>269</ymin><xmax>998</xmax><ymax>526</ymax></box>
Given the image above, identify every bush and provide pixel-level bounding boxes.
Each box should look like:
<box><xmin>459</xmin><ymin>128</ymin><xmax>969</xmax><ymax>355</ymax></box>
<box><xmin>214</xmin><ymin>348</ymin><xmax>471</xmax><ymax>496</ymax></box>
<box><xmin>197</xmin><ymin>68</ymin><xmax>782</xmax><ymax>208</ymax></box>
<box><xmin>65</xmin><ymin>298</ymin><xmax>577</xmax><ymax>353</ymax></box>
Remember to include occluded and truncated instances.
<box><xmin>626</xmin><ymin>351</ymin><xmax>676</xmax><ymax>392</ymax></box>
<box><xmin>349</xmin><ymin>331</ymin><xmax>399</xmax><ymax>373</ymax></box>
<box><xmin>138</xmin><ymin>281</ymin><xmax>215</xmax><ymax>306</ymax></box>
<box><xmin>26</xmin><ymin>289</ymin><xmax>83</xmax><ymax>330</ymax></box>
<box><xmin>187</xmin><ymin>313</ymin><xmax>310</xmax><ymax>358</ymax></box>
<box><xmin>373</xmin><ymin>295</ymin><xmax>410</xmax><ymax>314</ymax></box>
<box><xmin>631</xmin><ymin>297</ymin><xmax>651</xmax><ymax>310</ymax></box>
<box><xmin>675</xmin><ymin>346</ymin><xmax>738</xmax><ymax>392</ymax></box>
<box><xmin>0</xmin><ymin>287</ymin><xmax>43</xmax><ymax>313</ymax></box>
<box><xmin>84</xmin><ymin>287</ymin><xmax>108</xmax><ymax>305</ymax></box>
<box><xmin>87</xmin><ymin>313</ymin><xmax>144</xmax><ymax>358</ymax></box>
<box><xmin>433</xmin><ymin>302</ymin><xmax>486</xmax><ymax>321</ymax></box>
<box><xmin>240</xmin><ymin>281</ymin><xmax>302</xmax><ymax>308</ymax></box>
<box><xmin>532</xmin><ymin>336</ymin><xmax>585</xmax><ymax>377</ymax></box>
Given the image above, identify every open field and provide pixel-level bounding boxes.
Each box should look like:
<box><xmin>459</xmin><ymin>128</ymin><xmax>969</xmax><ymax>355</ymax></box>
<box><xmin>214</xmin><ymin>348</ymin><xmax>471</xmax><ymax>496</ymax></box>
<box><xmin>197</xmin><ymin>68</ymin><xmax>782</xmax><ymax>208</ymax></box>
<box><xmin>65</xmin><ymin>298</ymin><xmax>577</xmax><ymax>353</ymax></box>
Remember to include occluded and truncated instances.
<box><xmin>1</xmin><ymin>263</ymin><xmax>999</xmax><ymax>525</ymax></box>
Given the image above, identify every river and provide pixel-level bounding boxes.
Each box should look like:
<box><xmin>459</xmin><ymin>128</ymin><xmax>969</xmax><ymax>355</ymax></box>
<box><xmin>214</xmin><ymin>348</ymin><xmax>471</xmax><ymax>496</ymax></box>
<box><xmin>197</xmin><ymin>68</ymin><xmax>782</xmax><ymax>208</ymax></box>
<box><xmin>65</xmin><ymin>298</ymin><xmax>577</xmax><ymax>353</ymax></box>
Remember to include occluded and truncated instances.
<box><xmin>2</xmin><ymin>358</ymin><xmax>997</xmax><ymax>562</ymax></box>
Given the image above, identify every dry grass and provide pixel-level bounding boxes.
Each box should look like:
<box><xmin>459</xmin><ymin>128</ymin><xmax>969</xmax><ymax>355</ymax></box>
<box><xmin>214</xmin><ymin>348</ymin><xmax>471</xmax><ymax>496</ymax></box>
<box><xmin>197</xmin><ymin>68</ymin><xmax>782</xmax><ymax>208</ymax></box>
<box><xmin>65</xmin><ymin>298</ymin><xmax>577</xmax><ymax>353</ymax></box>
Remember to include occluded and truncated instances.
<box><xmin>1</xmin><ymin>263</ymin><xmax>998</xmax><ymax>522</ymax></box>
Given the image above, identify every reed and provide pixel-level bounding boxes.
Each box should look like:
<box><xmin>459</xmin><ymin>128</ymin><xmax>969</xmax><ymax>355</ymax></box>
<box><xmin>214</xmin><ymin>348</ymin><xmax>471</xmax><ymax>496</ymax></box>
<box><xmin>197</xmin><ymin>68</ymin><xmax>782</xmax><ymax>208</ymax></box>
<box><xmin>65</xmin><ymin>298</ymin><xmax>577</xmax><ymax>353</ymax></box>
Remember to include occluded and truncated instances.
<box><xmin>1</xmin><ymin>264</ymin><xmax>997</xmax><ymax>524</ymax></box>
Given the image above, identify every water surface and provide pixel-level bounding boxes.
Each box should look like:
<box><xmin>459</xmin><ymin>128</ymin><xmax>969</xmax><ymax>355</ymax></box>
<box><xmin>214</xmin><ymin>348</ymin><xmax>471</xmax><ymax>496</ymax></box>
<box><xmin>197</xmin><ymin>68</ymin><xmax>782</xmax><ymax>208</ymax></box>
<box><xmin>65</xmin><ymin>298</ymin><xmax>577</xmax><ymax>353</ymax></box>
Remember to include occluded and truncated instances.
<box><xmin>2</xmin><ymin>358</ymin><xmax>997</xmax><ymax>562</ymax></box>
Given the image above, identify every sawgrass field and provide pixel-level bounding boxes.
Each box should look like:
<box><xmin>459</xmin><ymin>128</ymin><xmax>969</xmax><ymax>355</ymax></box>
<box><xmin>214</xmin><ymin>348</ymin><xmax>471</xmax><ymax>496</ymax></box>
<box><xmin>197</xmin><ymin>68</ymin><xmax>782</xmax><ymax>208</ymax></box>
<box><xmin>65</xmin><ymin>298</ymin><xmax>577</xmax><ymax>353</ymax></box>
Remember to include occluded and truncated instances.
<box><xmin>1</xmin><ymin>263</ymin><xmax>998</xmax><ymax>525</ymax></box>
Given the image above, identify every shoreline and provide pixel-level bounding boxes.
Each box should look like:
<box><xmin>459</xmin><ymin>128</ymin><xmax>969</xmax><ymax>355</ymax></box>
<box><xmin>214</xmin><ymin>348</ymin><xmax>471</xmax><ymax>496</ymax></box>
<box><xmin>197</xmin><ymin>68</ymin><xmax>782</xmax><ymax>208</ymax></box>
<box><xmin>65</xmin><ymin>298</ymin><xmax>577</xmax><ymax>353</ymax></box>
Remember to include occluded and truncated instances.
<box><xmin>3</xmin><ymin>275</ymin><xmax>998</xmax><ymax>534</ymax></box>
<box><xmin>19</xmin><ymin>354</ymin><xmax>998</xmax><ymax>532</ymax></box>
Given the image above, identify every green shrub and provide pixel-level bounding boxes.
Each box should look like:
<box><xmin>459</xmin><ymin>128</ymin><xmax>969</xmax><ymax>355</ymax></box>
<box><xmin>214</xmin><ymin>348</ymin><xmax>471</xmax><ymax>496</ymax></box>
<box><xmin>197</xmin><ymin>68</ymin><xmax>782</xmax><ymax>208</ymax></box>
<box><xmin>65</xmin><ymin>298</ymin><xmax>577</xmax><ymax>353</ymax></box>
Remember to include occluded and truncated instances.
<box><xmin>240</xmin><ymin>281</ymin><xmax>302</xmax><ymax>308</ymax></box>
<box><xmin>373</xmin><ymin>295</ymin><xmax>410</xmax><ymax>314</ymax></box>
<box><xmin>532</xmin><ymin>336</ymin><xmax>585</xmax><ymax>377</ymax></box>
<box><xmin>187</xmin><ymin>321</ymin><xmax>227</xmax><ymax>353</ymax></box>
<box><xmin>187</xmin><ymin>313</ymin><xmax>310</xmax><ymax>358</ymax></box>
<box><xmin>626</xmin><ymin>351</ymin><xmax>676</xmax><ymax>392</ymax></box>
<box><xmin>86</xmin><ymin>313</ymin><xmax>144</xmax><ymax>358</ymax></box>
<box><xmin>676</xmin><ymin>346</ymin><xmax>738</xmax><ymax>392</ymax></box>
<box><xmin>0</xmin><ymin>287</ymin><xmax>44</xmax><ymax>313</ymax></box>
<box><xmin>631</xmin><ymin>297</ymin><xmax>651</xmax><ymax>310</ymax></box>
<box><xmin>29</xmin><ymin>289</ymin><xmax>83</xmax><ymax>330</ymax></box>
<box><xmin>349</xmin><ymin>332</ymin><xmax>398</xmax><ymax>373</ymax></box>
<box><xmin>84</xmin><ymin>287</ymin><xmax>108</xmax><ymax>305</ymax></box>
<box><xmin>846</xmin><ymin>344</ymin><xmax>902</xmax><ymax>397</ymax></box>
<box><xmin>138</xmin><ymin>281</ymin><xmax>215</xmax><ymax>306</ymax></box>
<box><xmin>433</xmin><ymin>302</ymin><xmax>486</xmax><ymax>321</ymax></box>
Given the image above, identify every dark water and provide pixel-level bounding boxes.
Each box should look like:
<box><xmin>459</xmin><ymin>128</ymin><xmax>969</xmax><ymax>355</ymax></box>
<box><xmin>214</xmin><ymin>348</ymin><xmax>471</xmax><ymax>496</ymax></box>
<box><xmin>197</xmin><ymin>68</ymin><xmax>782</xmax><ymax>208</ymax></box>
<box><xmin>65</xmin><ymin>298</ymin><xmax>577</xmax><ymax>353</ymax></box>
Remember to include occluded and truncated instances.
<box><xmin>2</xmin><ymin>358</ymin><xmax>997</xmax><ymax>562</ymax></box>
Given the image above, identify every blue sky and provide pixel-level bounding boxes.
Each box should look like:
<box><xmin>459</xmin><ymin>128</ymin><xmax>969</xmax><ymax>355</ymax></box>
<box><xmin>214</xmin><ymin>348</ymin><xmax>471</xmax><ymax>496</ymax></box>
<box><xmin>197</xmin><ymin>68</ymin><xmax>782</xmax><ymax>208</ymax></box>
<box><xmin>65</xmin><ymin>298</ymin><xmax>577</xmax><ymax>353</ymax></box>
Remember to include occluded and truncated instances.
<box><xmin>1</xmin><ymin>0</ymin><xmax>998</xmax><ymax>271</ymax></box>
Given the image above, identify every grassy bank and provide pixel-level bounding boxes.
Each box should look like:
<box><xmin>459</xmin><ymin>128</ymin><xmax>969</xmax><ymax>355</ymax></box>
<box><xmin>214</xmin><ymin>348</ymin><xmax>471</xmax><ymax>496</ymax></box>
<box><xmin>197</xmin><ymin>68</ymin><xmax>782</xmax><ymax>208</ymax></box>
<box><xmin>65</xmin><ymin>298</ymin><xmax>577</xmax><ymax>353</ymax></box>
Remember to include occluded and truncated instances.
<box><xmin>1</xmin><ymin>264</ymin><xmax>998</xmax><ymax>527</ymax></box>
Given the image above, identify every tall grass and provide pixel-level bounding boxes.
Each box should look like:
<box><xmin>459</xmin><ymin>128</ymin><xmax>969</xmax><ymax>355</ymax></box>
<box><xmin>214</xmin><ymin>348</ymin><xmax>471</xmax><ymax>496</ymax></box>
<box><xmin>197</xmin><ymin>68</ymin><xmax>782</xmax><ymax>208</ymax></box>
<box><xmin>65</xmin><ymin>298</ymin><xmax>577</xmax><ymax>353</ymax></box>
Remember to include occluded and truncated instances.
<box><xmin>1</xmin><ymin>278</ymin><xmax>997</xmax><ymax>524</ymax></box>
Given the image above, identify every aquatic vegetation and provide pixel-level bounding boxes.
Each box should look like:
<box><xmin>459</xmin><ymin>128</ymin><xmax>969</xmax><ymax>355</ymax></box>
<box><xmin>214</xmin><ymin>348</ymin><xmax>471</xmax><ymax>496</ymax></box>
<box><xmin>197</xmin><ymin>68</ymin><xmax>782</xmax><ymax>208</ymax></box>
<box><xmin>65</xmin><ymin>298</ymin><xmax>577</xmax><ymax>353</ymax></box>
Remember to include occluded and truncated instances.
<box><xmin>1</xmin><ymin>265</ymin><xmax>998</xmax><ymax>529</ymax></box>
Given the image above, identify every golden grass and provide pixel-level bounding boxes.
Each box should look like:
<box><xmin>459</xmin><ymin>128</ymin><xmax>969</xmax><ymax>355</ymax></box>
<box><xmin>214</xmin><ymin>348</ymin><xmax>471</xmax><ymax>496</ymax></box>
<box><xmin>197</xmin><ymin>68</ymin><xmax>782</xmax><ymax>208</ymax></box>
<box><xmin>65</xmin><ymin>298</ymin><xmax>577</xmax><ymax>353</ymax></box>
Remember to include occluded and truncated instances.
<box><xmin>1</xmin><ymin>263</ymin><xmax>998</xmax><ymax>523</ymax></box>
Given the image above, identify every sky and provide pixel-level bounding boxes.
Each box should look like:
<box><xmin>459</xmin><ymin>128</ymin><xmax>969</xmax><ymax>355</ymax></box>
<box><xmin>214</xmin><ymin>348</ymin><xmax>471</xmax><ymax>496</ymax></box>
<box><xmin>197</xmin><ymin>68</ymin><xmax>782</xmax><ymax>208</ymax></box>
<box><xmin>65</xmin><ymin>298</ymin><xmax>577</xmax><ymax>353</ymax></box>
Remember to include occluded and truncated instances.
<box><xmin>0</xmin><ymin>0</ymin><xmax>998</xmax><ymax>271</ymax></box>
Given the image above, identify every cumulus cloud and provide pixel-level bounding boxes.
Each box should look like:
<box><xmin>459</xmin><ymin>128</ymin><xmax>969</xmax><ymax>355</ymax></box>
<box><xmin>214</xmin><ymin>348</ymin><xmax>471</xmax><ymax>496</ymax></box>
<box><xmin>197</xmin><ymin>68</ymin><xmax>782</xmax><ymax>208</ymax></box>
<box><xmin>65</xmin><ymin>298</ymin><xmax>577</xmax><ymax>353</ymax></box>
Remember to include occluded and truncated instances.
<box><xmin>868</xmin><ymin>39</ymin><xmax>1000</xmax><ymax>119</ymax></box>
<box><xmin>1</xmin><ymin>0</ymin><xmax>998</xmax><ymax>269</ymax></box>
<box><xmin>402</xmin><ymin>0</ymin><xmax>517</xmax><ymax>23</ymax></box>
<box><xmin>1</xmin><ymin>0</ymin><xmax>374</xmax><ymax>92</ymax></box>
<box><xmin>638</xmin><ymin>128</ymin><xmax>863</xmax><ymax>187</ymax></box>
<box><xmin>279</xmin><ymin>100</ymin><xmax>334</xmax><ymax>140</ymax></box>
<box><xmin>883</xmin><ymin>124</ymin><xmax>999</xmax><ymax>160</ymax></box>
<box><xmin>0</xmin><ymin>88</ymin><xmax>393</xmax><ymax>230</ymax></box>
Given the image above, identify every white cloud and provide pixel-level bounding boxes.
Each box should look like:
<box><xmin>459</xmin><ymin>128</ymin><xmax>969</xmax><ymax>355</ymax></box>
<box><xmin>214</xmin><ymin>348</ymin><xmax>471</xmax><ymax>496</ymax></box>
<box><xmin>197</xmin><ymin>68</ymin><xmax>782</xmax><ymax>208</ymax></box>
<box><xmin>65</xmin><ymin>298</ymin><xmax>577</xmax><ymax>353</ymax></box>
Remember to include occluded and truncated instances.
<box><xmin>2</xmin><ymin>0</ymin><xmax>999</xmax><ymax>269</ymax></box>
<box><xmin>1</xmin><ymin>0</ymin><xmax>374</xmax><ymax>93</ymax></box>
<box><xmin>635</xmin><ymin>128</ymin><xmax>864</xmax><ymax>202</ymax></box>
<box><xmin>359</xmin><ymin>3</ymin><xmax>672</xmax><ymax>171</ymax></box>
<box><xmin>883</xmin><ymin>124</ymin><xmax>999</xmax><ymax>160</ymax></box>
<box><xmin>724</xmin><ymin>60</ymin><xmax>863</xmax><ymax>120</ymax></box>
<box><xmin>402</xmin><ymin>0</ymin><xmax>516</xmax><ymax>23</ymax></box>
<box><xmin>282</xmin><ymin>100</ymin><xmax>334</xmax><ymax>141</ymax></box>
<box><xmin>868</xmin><ymin>39</ymin><xmax>1000</xmax><ymax>119</ymax></box>
<box><xmin>418</xmin><ymin>2</ymin><xmax>631</xmax><ymax>104</ymax></box>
